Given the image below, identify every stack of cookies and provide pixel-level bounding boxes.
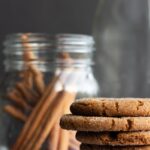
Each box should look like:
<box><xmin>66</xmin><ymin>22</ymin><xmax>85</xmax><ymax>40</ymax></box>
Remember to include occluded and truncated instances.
<box><xmin>60</xmin><ymin>98</ymin><xmax>150</xmax><ymax>150</ymax></box>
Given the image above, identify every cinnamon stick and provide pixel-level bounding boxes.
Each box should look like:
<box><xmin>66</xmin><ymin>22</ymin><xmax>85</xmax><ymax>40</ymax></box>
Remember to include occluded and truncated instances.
<box><xmin>21</xmin><ymin>34</ymin><xmax>37</xmax><ymax>61</ymax></box>
<box><xmin>69</xmin><ymin>135</ymin><xmax>80</xmax><ymax>148</ymax></box>
<box><xmin>57</xmin><ymin>90</ymin><xmax>73</xmax><ymax>150</ymax></box>
<box><xmin>47</xmin><ymin>86</ymin><xmax>73</xmax><ymax>150</ymax></box>
<box><xmin>18</xmin><ymin>69</ymin><xmax>40</xmax><ymax>105</ymax></box>
<box><xmin>59</xmin><ymin>52</ymin><xmax>71</xmax><ymax>59</ymax></box>
<box><xmin>16</xmin><ymin>82</ymin><xmax>37</xmax><ymax>103</ymax></box>
<box><xmin>47</xmin><ymin>82</ymin><xmax>74</xmax><ymax>150</ymax></box>
<box><xmin>48</xmin><ymin>122</ymin><xmax>60</xmax><ymax>150</ymax></box>
<box><xmin>58</xmin><ymin>129</ymin><xmax>69</xmax><ymax>150</ymax></box>
<box><xmin>27</xmin><ymin>91</ymin><xmax>76</xmax><ymax>150</ymax></box>
<box><xmin>7</xmin><ymin>89</ymin><xmax>32</xmax><ymax>111</ymax></box>
<box><xmin>28</xmin><ymin>64</ymin><xmax>45</xmax><ymax>95</ymax></box>
<box><xmin>21</xmin><ymin>91</ymin><xmax>65</xmax><ymax>150</ymax></box>
<box><xmin>4</xmin><ymin>105</ymin><xmax>27</xmax><ymax>122</ymax></box>
<box><xmin>11</xmin><ymin>75</ymin><xmax>59</xmax><ymax>150</ymax></box>
<box><xmin>70</xmin><ymin>135</ymin><xmax>80</xmax><ymax>146</ymax></box>
<box><xmin>34</xmin><ymin>74</ymin><xmax>45</xmax><ymax>95</ymax></box>
<box><xmin>23</xmin><ymin>80</ymin><xmax>40</xmax><ymax>103</ymax></box>
<box><xmin>20</xmin><ymin>85</ymin><xmax>59</xmax><ymax>150</ymax></box>
<box><xmin>21</xmin><ymin>34</ymin><xmax>45</xmax><ymax>95</ymax></box>
<box><xmin>19</xmin><ymin>70</ymin><xmax>33</xmax><ymax>91</ymax></box>
<box><xmin>23</xmin><ymin>70</ymin><xmax>33</xmax><ymax>89</ymax></box>
<box><xmin>23</xmin><ymin>50</ymin><xmax>37</xmax><ymax>61</ymax></box>
<box><xmin>69</xmin><ymin>142</ymin><xmax>79</xmax><ymax>150</ymax></box>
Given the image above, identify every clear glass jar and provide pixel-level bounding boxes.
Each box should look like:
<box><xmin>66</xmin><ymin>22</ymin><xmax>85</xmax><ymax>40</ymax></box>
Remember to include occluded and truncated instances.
<box><xmin>0</xmin><ymin>33</ymin><xmax>99</xmax><ymax>150</ymax></box>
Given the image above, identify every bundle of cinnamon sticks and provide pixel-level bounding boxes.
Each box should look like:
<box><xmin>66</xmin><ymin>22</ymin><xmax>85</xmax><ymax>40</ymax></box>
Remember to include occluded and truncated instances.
<box><xmin>4</xmin><ymin>34</ymin><xmax>80</xmax><ymax>150</ymax></box>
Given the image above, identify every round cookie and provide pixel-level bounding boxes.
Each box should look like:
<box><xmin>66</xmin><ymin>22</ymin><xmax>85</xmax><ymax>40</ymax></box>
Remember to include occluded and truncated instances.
<box><xmin>70</xmin><ymin>98</ymin><xmax>150</xmax><ymax>117</ymax></box>
<box><xmin>77</xmin><ymin>131</ymin><xmax>150</xmax><ymax>146</ymax></box>
<box><xmin>80</xmin><ymin>144</ymin><xmax>150</xmax><ymax>150</ymax></box>
<box><xmin>60</xmin><ymin>115</ymin><xmax>150</xmax><ymax>132</ymax></box>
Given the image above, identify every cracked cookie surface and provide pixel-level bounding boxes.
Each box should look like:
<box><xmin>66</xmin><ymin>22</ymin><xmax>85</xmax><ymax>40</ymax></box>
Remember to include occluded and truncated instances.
<box><xmin>70</xmin><ymin>98</ymin><xmax>150</xmax><ymax>117</ymax></box>
<box><xmin>60</xmin><ymin>115</ymin><xmax>150</xmax><ymax>131</ymax></box>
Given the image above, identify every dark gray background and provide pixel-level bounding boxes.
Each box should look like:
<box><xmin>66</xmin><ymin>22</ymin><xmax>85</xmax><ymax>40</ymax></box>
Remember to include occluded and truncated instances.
<box><xmin>0</xmin><ymin>0</ymin><xmax>99</xmax><ymax>72</ymax></box>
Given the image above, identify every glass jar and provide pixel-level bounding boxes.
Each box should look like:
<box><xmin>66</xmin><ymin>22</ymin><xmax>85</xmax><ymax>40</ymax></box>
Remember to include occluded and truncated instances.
<box><xmin>0</xmin><ymin>33</ymin><xmax>99</xmax><ymax>150</ymax></box>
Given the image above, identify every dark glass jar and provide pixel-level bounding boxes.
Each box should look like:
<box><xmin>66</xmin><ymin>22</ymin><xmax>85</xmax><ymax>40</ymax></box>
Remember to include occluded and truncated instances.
<box><xmin>0</xmin><ymin>33</ymin><xmax>100</xmax><ymax>150</ymax></box>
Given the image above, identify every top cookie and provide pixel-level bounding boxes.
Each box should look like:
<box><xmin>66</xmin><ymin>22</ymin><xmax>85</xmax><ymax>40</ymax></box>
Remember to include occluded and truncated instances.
<box><xmin>70</xmin><ymin>98</ymin><xmax>150</xmax><ymax>117</ymax></box>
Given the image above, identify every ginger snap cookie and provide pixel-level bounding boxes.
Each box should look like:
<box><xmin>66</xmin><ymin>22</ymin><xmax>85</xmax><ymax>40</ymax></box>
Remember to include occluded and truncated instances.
<box><xmin>80</xmin><ymin>144</ymin><xmax>150</xmax><ymax>150</ymax></box>
<box><xmin>70</xmin><ymin>98</ymin><xmax>150</xmax><ymax>117</ymax></box>
<box><xmin>60</xmin><ymin>115</ymin><xmax>150</xmax><ymax>132</ymax></box>
<box><xmin>77</xmin><ymin>131</ymin><xmax>150</xmax><ymax>146</ymax></box>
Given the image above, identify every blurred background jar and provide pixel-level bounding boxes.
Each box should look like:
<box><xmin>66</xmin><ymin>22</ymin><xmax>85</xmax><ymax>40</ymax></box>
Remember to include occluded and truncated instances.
<box><xmin>0</xmin><ymin>33</ymin><xmax>99</xmax><ymax>150</ymax></box>
<box><xmin>93</xmin><ymin>0</ymin><xmax>150</xmax><ymax>97</ymax></box>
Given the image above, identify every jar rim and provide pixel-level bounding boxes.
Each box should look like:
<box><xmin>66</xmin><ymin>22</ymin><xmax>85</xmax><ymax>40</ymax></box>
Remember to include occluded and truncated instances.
<box><xmin>5</xmin><ymin>33</ymin><xmax>52</xmax><ymax>40</ymax></box>
<box><xmin>4</xmin><ymin>33</ymin><xmax>94</xmax><ymax>46</ymax></box>
<box><xmin>55</xmin><ymin>33</ymin><xmax>94</xmax><ymax>45</ymax></box>
<box><xmin>4</xmin><ymin>33</ymin><xmax>53</xmax><ymax>46</ymax></box>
